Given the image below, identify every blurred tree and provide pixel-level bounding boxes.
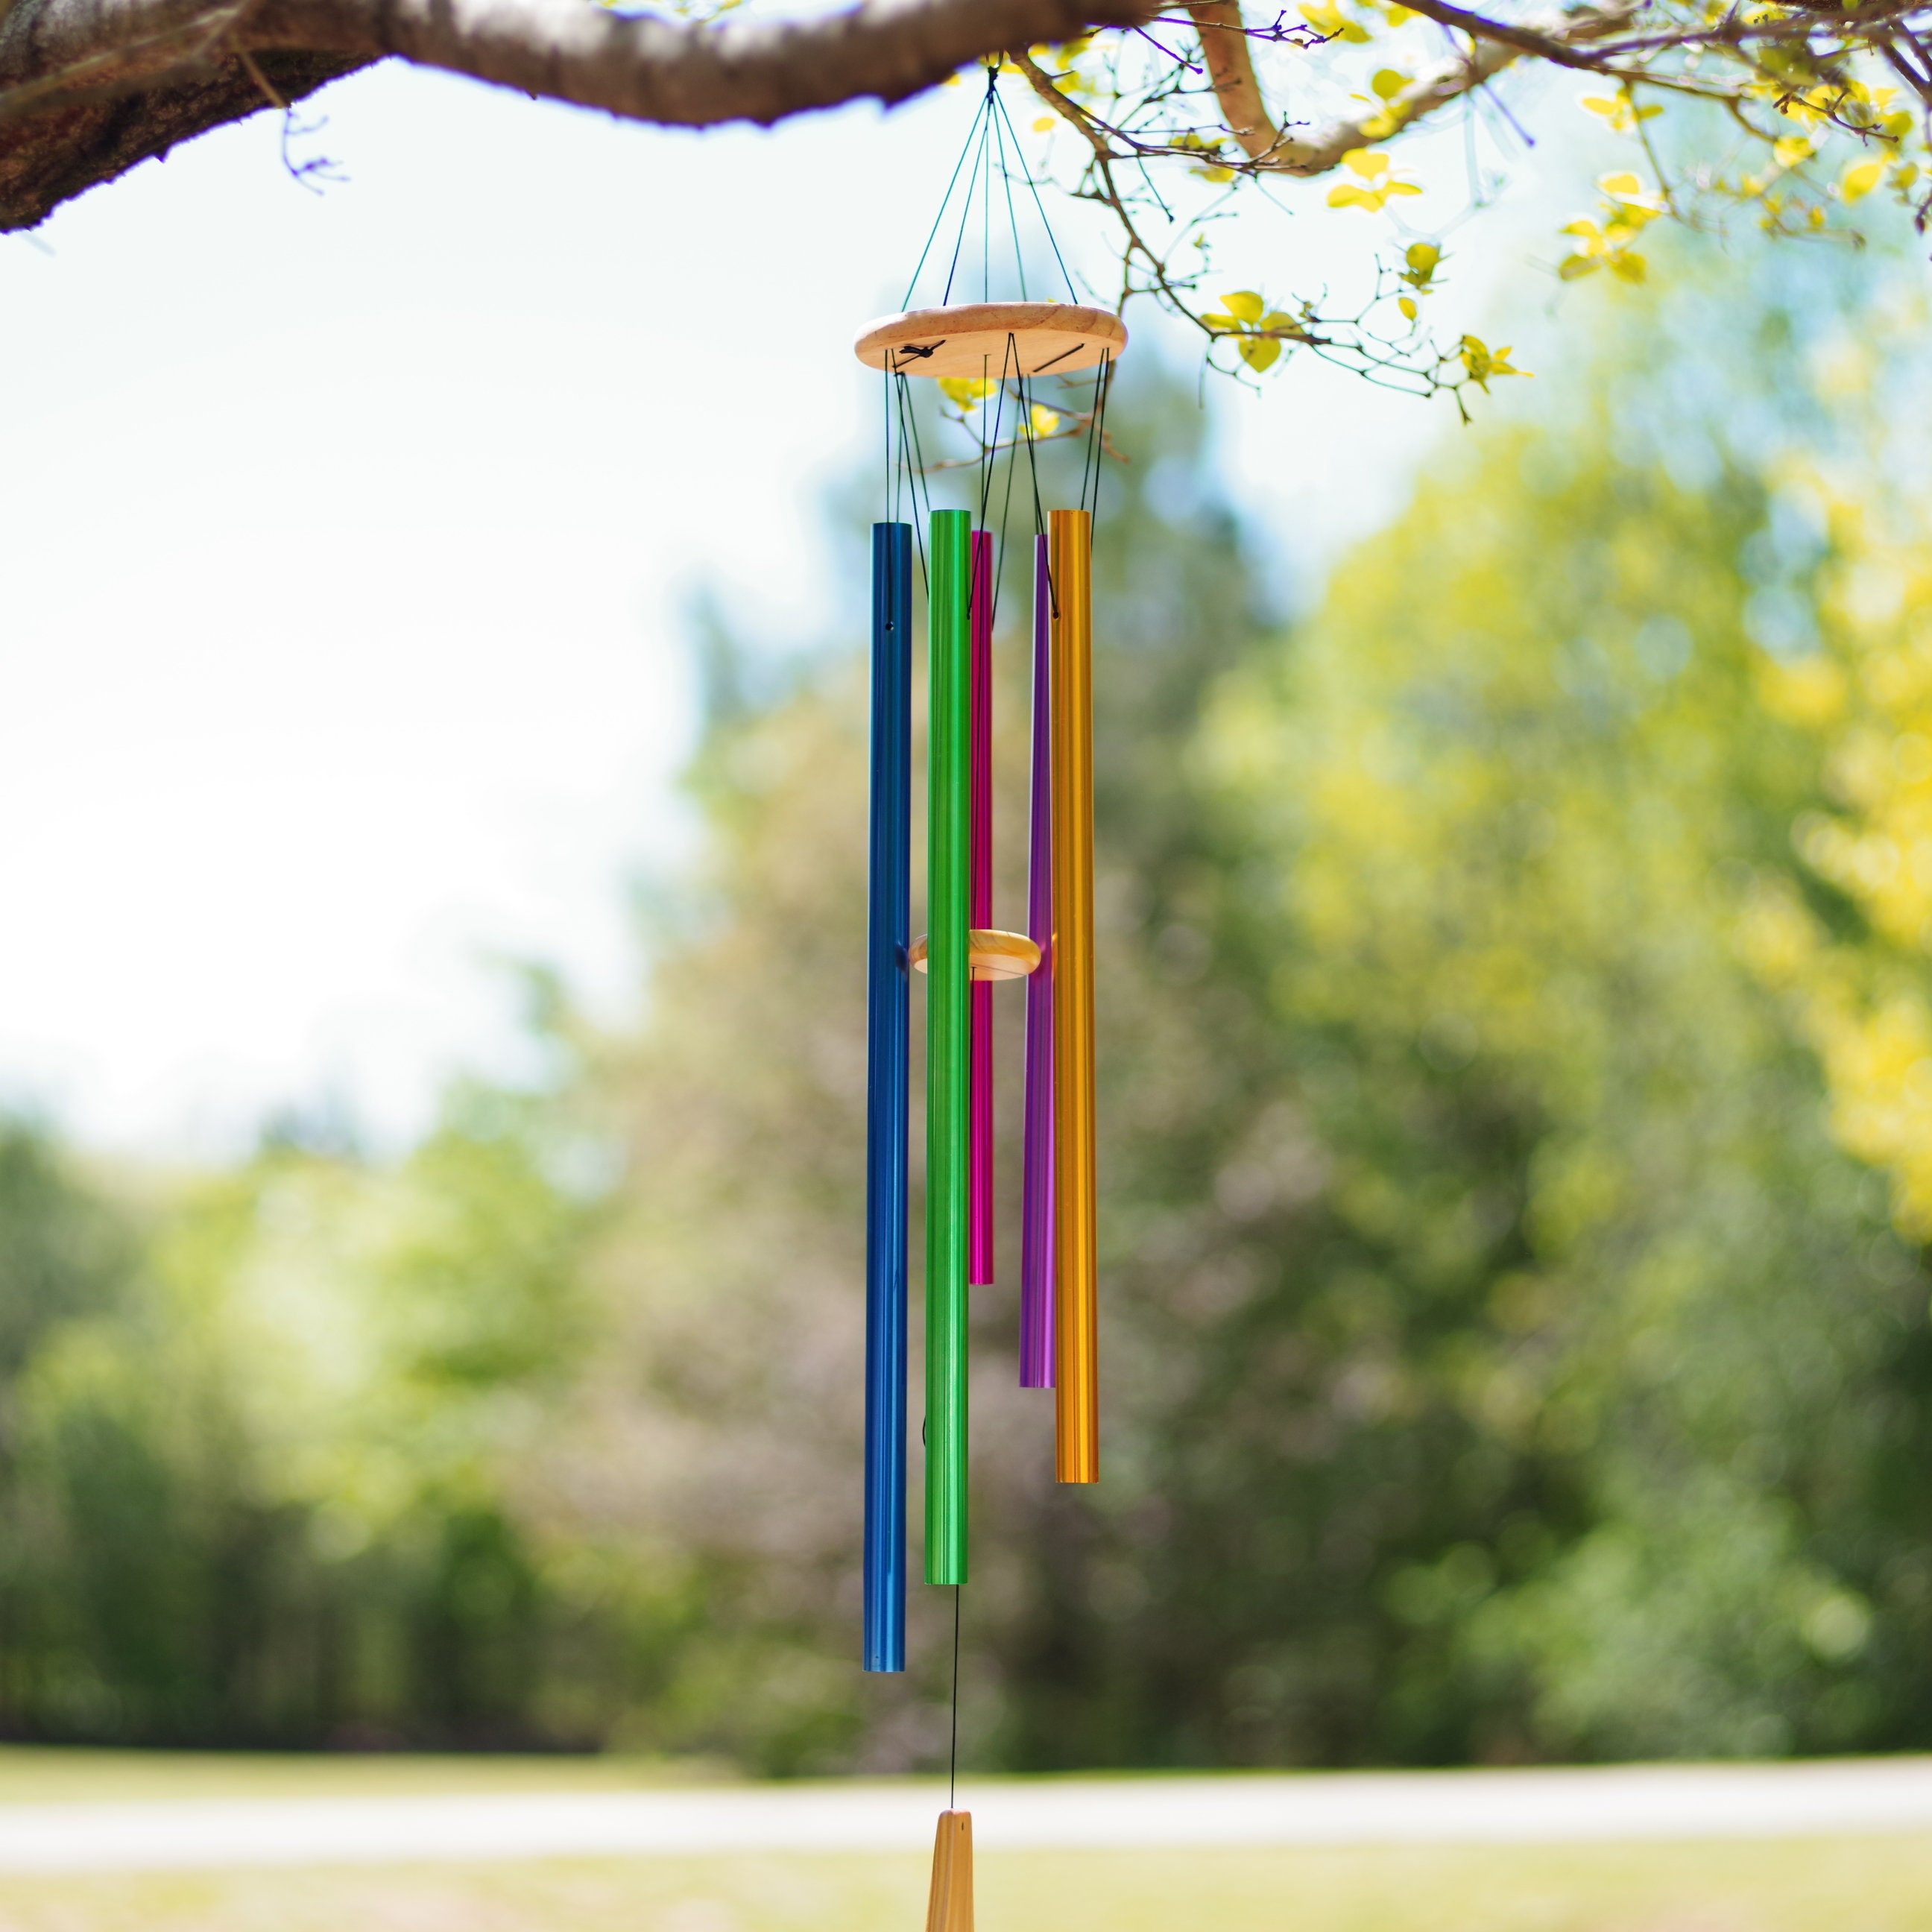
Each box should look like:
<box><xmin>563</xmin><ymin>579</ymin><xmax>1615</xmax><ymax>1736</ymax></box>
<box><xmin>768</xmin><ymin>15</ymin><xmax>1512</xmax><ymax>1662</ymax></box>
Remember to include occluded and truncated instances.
<box><xmin>5</xmin><ymin>247</ymin><xmax>1932</xmax><ymax>1772</ymax></box>
<box><xmin>543</xmin><ymin>295</ymin><xmax>1932</xmax><ymax>1774</ymax></box>
<box><xmin>0</xmin><ymin>1091</ymin><xmax>596</xmax><ymax>1746</ymax></box>
<box><xmin>1188</xmin><ymin>402</ymin><xmax>1926</xmax><ymax>1765</ymax></box>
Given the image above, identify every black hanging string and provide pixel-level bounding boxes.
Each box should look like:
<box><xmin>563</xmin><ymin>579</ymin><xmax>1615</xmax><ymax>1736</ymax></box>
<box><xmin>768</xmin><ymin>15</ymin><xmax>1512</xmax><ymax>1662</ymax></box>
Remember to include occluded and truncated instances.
<box><xmin>949</xmin><ymin>1584</ymin><xmax>962</xmax><ymax>1811</ymax></box>
<box><xmin>976</xmin><ymin>332</ymin><xmax>1020</xmax><ymax>532</ymax></box>
<box><xmin>895</xmin><ymin>364</ymin><xmax>935</xmax><ymax>594</ymax></box>
<box><xmin>987</xmin><ymin>333</ymin><xmax>1029</xmax><ymax>635</ymax></box>
<box><xmin>1079</xmin><ymin>351</ymin><xmax>1114</xmax><ymax>521</ymax></box>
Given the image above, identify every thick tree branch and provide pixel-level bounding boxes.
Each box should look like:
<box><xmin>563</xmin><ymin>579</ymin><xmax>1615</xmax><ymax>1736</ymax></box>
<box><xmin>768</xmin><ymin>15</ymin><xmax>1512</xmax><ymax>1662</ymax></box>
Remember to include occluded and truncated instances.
<box><xmin>1180</xmin><ymin>0</ymin><xmax>1637</xmax><ymax>178</ymax></box>
<box><xmin>0</xmin><ymin>0</ymin><xmax>1161</xmax><ymax>228</ymax></box>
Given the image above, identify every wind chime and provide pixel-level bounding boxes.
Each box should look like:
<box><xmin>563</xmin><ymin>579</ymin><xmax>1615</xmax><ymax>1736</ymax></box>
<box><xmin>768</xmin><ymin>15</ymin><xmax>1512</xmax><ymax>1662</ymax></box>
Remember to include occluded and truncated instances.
<box><xmin>856</xmin><ymin>66</ymin><xmax>1127</xmax><ymax>1931</ymax></box>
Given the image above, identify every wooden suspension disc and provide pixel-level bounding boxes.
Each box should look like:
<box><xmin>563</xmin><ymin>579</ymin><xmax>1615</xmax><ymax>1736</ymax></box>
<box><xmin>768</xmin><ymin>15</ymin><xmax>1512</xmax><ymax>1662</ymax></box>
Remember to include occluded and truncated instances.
<box><xmin>909</xmin><ymin>929</ymin><xmax>1043</xmax><ymax>982</ymax></box>
<box><xmin>855</xmin><ymin>303</ymin><xmax>1127</xmax><ymax>382</ymax></box>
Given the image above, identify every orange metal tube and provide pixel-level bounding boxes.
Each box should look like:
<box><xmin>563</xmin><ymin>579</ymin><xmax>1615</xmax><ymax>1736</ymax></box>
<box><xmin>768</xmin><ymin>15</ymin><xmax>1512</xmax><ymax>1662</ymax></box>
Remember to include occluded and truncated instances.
<box><xmin>1049</xmin><ymin>508</ymin><xmax>1099</xmax><ymax>1484</ymax></box>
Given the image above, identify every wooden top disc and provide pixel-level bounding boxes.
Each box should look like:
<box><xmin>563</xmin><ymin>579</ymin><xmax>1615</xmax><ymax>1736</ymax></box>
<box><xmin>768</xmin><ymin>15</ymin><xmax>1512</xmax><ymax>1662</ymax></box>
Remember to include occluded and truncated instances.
<box><xmin>854</xmin><ymin>302</ymin><xmax>1128</xmax><ymax>381</ymax></box>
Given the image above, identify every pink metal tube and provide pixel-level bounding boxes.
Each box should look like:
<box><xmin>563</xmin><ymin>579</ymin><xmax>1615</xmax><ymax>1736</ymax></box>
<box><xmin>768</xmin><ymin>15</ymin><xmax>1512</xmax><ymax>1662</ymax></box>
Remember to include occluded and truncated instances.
<box><xmin>968</xmin><ymin>530</ymin><xmax>995</xmax><ymax>1287</ymax></box>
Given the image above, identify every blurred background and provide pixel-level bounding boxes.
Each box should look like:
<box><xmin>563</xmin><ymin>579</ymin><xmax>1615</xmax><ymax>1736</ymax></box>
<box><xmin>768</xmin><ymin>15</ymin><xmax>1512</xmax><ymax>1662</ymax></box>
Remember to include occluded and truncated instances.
<box><xmin>6</xmin><ymin>33</ymin><xmax>1932</xmax><ymax>1932</ymax></box>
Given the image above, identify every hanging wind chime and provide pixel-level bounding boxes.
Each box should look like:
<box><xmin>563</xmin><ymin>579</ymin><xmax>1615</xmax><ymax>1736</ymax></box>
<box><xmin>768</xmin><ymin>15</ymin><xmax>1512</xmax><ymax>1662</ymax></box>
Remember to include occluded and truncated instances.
<box><xmin>855</xmin><ymin>65</ymin><xmax>1126</xmax><ymax>1931</ymax></box>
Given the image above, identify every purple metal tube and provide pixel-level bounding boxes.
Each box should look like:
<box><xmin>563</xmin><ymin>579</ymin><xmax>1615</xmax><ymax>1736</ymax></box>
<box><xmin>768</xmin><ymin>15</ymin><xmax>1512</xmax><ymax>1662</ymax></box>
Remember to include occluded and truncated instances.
<box><xmin>1020</xmin><ymin>534</ymin><xmax>1056</xmax><ymax>1388</ymax></box>
<box><xmin>969</xmin><ymin>530</ymin><xmax>995</xmax><ymax>1287</ymax></box>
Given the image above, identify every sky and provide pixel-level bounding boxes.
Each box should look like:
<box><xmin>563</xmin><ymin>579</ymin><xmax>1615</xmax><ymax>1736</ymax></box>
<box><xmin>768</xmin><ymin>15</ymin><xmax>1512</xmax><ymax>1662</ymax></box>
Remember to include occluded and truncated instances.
<box><xmin>0</xmin><ymin>38</ymin><xmax>1599</xmax><ymax>1160</ymax></box>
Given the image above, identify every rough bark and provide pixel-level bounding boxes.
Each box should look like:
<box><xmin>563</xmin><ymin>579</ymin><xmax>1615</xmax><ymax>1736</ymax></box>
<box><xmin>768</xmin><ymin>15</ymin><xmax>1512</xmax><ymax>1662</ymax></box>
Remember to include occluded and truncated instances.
<box><xmin>0</xmin><ymin>0</ymin><xmax>1161</xmax><ymax>230</ymax></box>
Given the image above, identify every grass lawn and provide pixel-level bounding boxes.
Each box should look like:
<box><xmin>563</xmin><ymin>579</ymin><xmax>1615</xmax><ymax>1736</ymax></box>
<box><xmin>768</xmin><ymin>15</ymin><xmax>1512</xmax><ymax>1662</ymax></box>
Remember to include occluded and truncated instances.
<box><xmin>0</xmin><ymin>1753</ymin><xmax>1921</xmax><ymax>1930</ymax></box>
<box><xmin>0</xmin><ymin>1837</ymin><xmax>1923</xmax><ymax>1932</ymax></box>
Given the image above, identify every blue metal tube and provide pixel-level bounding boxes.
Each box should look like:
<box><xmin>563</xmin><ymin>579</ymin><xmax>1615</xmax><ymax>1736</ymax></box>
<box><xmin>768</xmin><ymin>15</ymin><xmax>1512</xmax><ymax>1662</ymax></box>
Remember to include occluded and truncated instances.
<box><xmin>864</xmin><ymin>521</ymin><xmax>912</xmax><ymax>1671</ymax></box>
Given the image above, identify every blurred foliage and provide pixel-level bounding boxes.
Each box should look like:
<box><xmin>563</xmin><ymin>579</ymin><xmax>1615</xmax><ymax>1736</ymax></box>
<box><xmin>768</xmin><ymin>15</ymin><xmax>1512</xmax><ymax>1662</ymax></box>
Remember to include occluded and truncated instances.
<box><xmin>0</xmin><ymin>1097</ymin><xmax>603</xmax><ymax>1746</ymax></box>
<box><xmin>1</xmin><ymin>246</ymin><xmax>1931</xmax><ymax>1768</ymax></box>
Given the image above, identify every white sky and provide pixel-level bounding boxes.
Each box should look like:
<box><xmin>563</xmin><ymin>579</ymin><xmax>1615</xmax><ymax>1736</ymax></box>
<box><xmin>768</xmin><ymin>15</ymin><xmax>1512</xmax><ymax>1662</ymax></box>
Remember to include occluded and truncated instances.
<box><xmin>0</xmin><ymin>43</ymin><xmax>1594</xmax><ymax>1159</ymax></box>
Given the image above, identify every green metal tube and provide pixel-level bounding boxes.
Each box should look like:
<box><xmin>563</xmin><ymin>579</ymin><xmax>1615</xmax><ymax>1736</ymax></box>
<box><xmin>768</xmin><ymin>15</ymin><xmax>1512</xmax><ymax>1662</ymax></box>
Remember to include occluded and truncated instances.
<box><xmin>926</xmin><ymin>508</ymin><xmax>972</xmax><ymax>1586</ymax></box>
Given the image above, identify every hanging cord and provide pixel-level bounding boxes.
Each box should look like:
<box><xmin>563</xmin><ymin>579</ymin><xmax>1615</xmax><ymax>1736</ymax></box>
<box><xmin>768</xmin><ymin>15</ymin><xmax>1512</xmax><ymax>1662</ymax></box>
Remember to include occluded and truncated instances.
<box><xmin>982</xmin><ymin>62</ymin><xmax>995</xmax><ymax>308</ymax></box>
<box><xmin>886</xmin><ymin>360</ymin><xmax>900</xmax><ymax>524</ymax></box>
<box><xmin>1079</xmin><ymin>352</ymin><xmax>1114</xmax><ymax>521</ymax></box>
<box><xmin>903</xmin><ymin>82</ymin><xmax>996</xmax><ymax>309</ymax></box>
<box><xmin>908</xmin><ymin>64</ymin><xmax>1075</xmax><ymax>318</ymax></box>
<box><xmin>976</xmin><ymin>332</ymin><xmax>1020</xmax><ymax>532</ymax></box>
<box><xmin>1017</xmin><ymin>373</ymin><xmax>1050</xmax><ymax>549</ymax></box>
<box><xmin>989</xmin><ymin>83</ymin><xmax>1079</xmax><ymax>304</ymax></box>
<box><xmin>1012</xmin><ymin>367</ymin><xmax>1057</xmax><ymax>621</ymax></box>
<box><xmin>988</xmin><ymin>88</ymin><xmax>1029</xmax><ymax>303</ymax></box>
<box><xmin>949</xmin><ymin>1585</ymin><xmax>962</xmax><ymax>1811</ymax></box>
<box><xmin>896</xmin><ymin>366</ymin><xmax>935</xmax><ymax>593</ymax></box>
<box><xmin>941</xmin><ymin>91</ymin><xmax>997</xmax><ymax>307</ymax></box>
<box><xmin>986</xmin><ymin>335</ymin><xmax>1027</xmax><ymax>636</ymax></box>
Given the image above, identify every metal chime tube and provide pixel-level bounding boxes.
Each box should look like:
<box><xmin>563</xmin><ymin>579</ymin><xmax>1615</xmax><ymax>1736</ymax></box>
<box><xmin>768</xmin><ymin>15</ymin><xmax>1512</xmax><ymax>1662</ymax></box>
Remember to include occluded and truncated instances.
<box><xmin>864</xmin><ymin>521</ymin><xmax>912</xmax><ymax>1671</ymax></box>
<box><xmin>926</xmin><ymin>508</ymin><xmax>973</xmax><ymax>1582</ymax></box>
<box><xmin>1020</xmin><ymin>533</ymin><xmax>1055</xmax><ymax>1389</ymax></box>
<box><xmin>1049</xmin><ymin>508</ymin><xmax>1099</xmax><ymax>1483</ymax></box>
<box><xmin>969</xmin><ymin>530</ymin><xmax>995</xmax><ymax>1287</ymax></box>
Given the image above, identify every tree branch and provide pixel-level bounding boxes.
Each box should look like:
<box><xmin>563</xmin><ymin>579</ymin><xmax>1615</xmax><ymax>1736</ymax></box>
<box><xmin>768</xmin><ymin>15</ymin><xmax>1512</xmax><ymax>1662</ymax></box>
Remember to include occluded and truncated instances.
<box><xmin>0</xmin><ymin>0</ymin><xmax>1162</xmax><ymax>228</ymax></box>
<box><xmin>1180</xmin><ymin>0</ymin><xmax>1638</xmax><ymax>178</ymax></box>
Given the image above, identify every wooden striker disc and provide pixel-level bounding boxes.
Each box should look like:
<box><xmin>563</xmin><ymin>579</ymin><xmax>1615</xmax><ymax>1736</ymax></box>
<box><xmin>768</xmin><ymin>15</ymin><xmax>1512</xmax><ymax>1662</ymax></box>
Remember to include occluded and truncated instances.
<box><xmin>909</xmin><ymin>929</ymin><xmax>1043</xmax><ymax>982</ymax></box>
<box><xmin>854</xmin><ymin>302</ymin><xmax>1128</xmax><ymax>382</ymax></box>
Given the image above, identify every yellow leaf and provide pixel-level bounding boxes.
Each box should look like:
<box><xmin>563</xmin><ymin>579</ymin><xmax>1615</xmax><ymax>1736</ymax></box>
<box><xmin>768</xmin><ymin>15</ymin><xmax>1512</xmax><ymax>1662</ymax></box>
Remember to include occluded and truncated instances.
<box><xmin>1033</xmin><ymin>116</ymin><xmax>1055</xmax><ymax>133</ymax></box>
<box><xmin>1344</xmin><ymin>148</ymin><xmax>1392</xmax><ymax>177</ymax></box>
<box><xmin>1029</xmin><ymin>404</ymin><xmax>1062</xmax><ymax>438</ymax></box>
<box><xmin>1841</xmin><ymin>157</ymin><xmax>1886</xmax><ymax>201</ymax></box>
<box><xmin>1220</xmin><ymin>289</ymin><xmax>1266</xmax><ymax>323</ymax></box>
<box><xmin>1387</xmin><ymin>180</ymin><xmax>1424</xmax><ymax>196</ymax></box>
<box><xmin>1559</xmin><ymin>252</ymin><xmax>1603</xmax><ymax>280</ymax></box>
<box><xmin>1237</xmin><ymin>335</ymin><xmax>1283</xmax><ymax>372</ymax></box>
<box><xmin>1202</xmin><ymin>315</ymin><xmax>1239</xmax><ymax>332</ymax></box>
<box><xmin>1260</xmin><ymin>311</ymin><xmax>1295</xmax><ymax>332</ymax></box>
<box><xmin>1404</xmin><ymin>240</ymin><xmax>1441</xmax><ymax>281</ymax></box>
<box><xmin>1609</xmin><ymin>249</ymin><xmax>1648</xmax><ymax>281</ymax></box>
<box><xmin>1582</xmin><ymin>95</ymin><xmax>1620</xmax><ymax>116</ymax></box>
<box><xmin>1398</xmin><ymin>294</ymin><xmax>1418</xmax><ymax>320</ymax></box>
<box><xmin>938</xmin><ymin>376</ymin><xmax>997</xmax><ymax>409</ymax></box>
<box><xmin>1328</xmin><ymin>183</ymin><xmax>1382</xmax><ymax>209</ymax></box>
<box><xmin>1773</xmin><ymin>135</ymin><xmax>1814</xmax><ymax>168</ymax></box>
<box><xmin>1371</xmin><ymin>68</ymin><xmax>1408</xmax><ymax>98</ymax></box>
